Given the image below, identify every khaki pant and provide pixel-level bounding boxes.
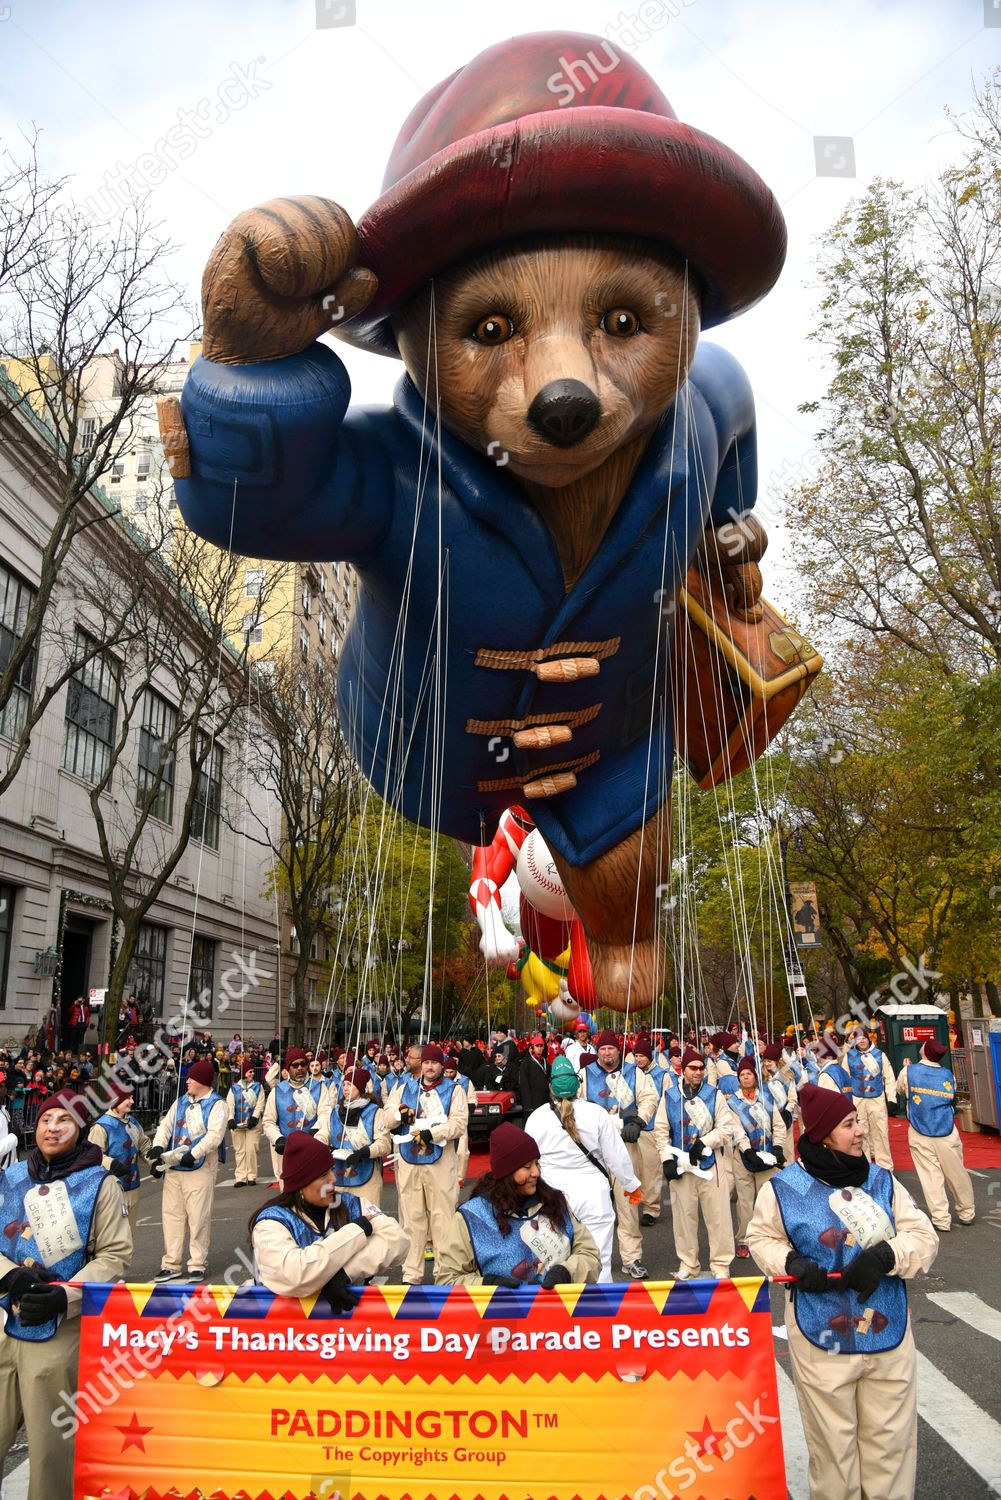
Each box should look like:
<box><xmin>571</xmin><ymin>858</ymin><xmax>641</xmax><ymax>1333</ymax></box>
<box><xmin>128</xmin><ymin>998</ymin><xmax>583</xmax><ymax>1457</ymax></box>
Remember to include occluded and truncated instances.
<box><xmin>233</xmin><ymin>1124</ymin><xmax>262</xmax><ymax>1183</ymax></box>
<box><xmin>788</xmin><ymin>1311</ymin><xmax>917</xmax><ymax>1500</ymax></box>
<box><xmin>396</xmin><ymin>1148</ymin><xmax>459</xmax><ymax>1283</ymax></box>
<box><xmin>0</xmin><ymin>1318</ymin><xmax>79</xmax><ymax>1500</ymax></box>
<box><xmin>124</xmin><ymin>1186</ymin><xmax>141</xmax><ymax>1235</ymax></box>
<box><xmin>457</xmin><ymin>1135</ymin><xmax>470</xmax><ymax>1183</ymax></box>
<box><xmin>161</xmin><ymin>1162</ymin><xmax>218</xmax><ymax>1272</ymax></box>
<box><xmin>856</xmin><ymin>1096</ymin><xmax>892</xmax><ymax>1169</ymax></box>
<box><xmin>732</xmin><ymin>1157</ymin><xmax>779</xmax><ymax>1244</ymax></box>
<box><xmin>669</xmin><ymin>1162</ymin><xmax>734</xmax><ymax>1277</ymax></box>
<box><xmin>637</xmin><ymin>1130</ymin><xmax>663</xmax><ymax>1220</ymax></box>
<box><xmin>269</xmin><ymin>1142</ymin><xmax>283</xmax><ymax>1184</ymax></box>
<box><xmin>720</xmin><ymin>1137</ymin><xmax>736</xmax><ymax>1199</ymax></box>
<box><xmin>908</xmin><ymin>1125</ymin><xmax>975</xmax><ymax>1229</ymax></box>
<box><xmin>613</xmin><ymin>1138</ymin><xmax>646</xmax><ymax>1267</ymax></box>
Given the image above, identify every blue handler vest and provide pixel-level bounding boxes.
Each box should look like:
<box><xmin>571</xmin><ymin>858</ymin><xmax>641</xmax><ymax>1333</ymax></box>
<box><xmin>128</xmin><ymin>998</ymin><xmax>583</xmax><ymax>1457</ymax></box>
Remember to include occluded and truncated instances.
<box><xmin>640</xmin><ymin>1065</ymin><xmax>668</xmax><ymax>1130</ymax></box>
<box><xmin>716</xmin><ymin>1068</ymin><xmax>740</xmax><ymax>1099</ymax></box>
<box><xmin>398</xmin><ymin>1077</ymin><xmax>458</xmax><ymax>1166</ymax></box>
<box><xmin>231</xmin><ymin>1079</ymin><xmax>263</xmax><ymax>1126</ymax></box>
<box><xmin>0</xmin><ymin>1160</ymin><xmax>108</xmax><ymax>1341</ymax></box>
<box><xmin>255</xmin><ymin>1193</ymin><xmax>366</xmax><ymax>1256</ymax></box>
<box><xmin>172</xmin><ymin>1091</ymin><xmax>223</xmax><ymax>1169</ymax></box>
<box><xmin>95</xmin><ymin>1111</ymin><xmax>142</xmax><ymax>1191</ymax></box>
<box><xmin>772</xmin><ymin>1162</ymin><xmax>907</xmax><ymax>1354</ymax></box>
<box><xmin>275</xmin><ymin>1080</ymin><xmax>323</xmax><ymax>1137</ymax></box>
<box><xmin>802</xmin><ymin>1053</ymin><xmax>820</xmax><ymax>1087</ymax></box>
<box><xmin>460</xmin><ymin>1195</ymin><xmax>575</xmax><ymax>1284</ymax></box>
<box><xmin>583</xmin><ymin>1061</ymin><xmax>640</xmax><ymax>1116</ymax></box>
<box><xmin>728</xmin><ymin>1092</ymin><xmax>775</xmax><ymax>1153</ymax></box>
<box><xmin>331</xmin><ymin>1102</ymin><xmax>381</xmax><ymax>1188</ymax></box>
<box><xmin>820</xmin><ymin>1063</ymin><xmax>853</xmax><ymax>1096</ymax></box>
<box><xmin>905</xmin><ymin>1063</ymin><xmax>955</xmax><ymax>1138</ymax></box>
<box><xmin>848</xmin><ymin>1047</ymin><xmax>887</xmax><ymax>1100</ymax></box>
<box><xmin>664</xmin><ymin>1081</ymin><xmax>721</xmax><ymax>1169</ymax></box>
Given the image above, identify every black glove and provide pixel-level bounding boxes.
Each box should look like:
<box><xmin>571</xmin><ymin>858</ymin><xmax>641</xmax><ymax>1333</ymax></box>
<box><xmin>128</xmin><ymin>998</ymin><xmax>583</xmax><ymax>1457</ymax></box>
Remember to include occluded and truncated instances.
<box><xmin>841</xmin><ymin>1241</ymin><xmax>895</xmax><ymax>1303</ymax></box>
<box><xmin>772</xmin><ymin>1146</ymin><xmax>785</xmax><ymax>1167</ymax></box>
<box><xmin>662</xmin><ymin>1157</ymin><xmax>680</xmax><ymax>1181</ymax></box>
<box><xmin>417</xmin><ymin>1129</ymin><xmax>435</xmax><ymax>1148</ymax></box>
<box><xmin>886</xmin><ymin>1100</ymin><xmax>899</xmax><ymax>1117</ymax></box>
<box><xmin>344</xmin><ymin>1147</ymin><xmax>371</xmax><ymax>1168</ymax></box>
<box><xmin>393</xmin><ymin>1108</ymin><xmax>415</xmax><ymax>1136</ymax></box>
<box><xmin>740</xmin><ymin>1149</ymin><xmax>767</xmax><ymax>1173</ymax></box>
<box><xmin>274</xmin><ymin>1137</ymin><xmax>286</xmax><ymax>1156</ymax></box>
<box><xmin>320</xmin><ymin>1268</ymin><xmax>360</xmax><ymax>1315</ymax></box>
<box><xmin>780</xmin><ymin>1108</ymin><xmax>793</xmax><ymax>1130</ymax></box>
<box><xmin>688</xmin><ymin>1138</ymin><xmax>706</xmax><ymax>1165</ymax></box>
<box><xmin>0</xmin><ymin>1267</ymin><xmax>45</xmax><ymax>1303</ymax></box>
<box><xmin>785</xmin><ymin>1251</ymin><xmax>831</xmax><ymax>1293</ymax></box>
<box><xmin>355</xmin><ymin>1214</ymin><xmax>374</xmax><ymax>1239</ymax></box>
<box><xmin>109</xmin><ymin>1159</ymin><xmax>130</xmax><ymax>1180</ymax></box>
<box><xmin>621</xmin><ymin>1118</ymin><xmax>642</xmax><ymax>1144</ymax></box>
<box><xmin>483</xmin><ymin>1273</ymin><xmax>522</xmax><ymax>1289</ymax></box>
<box><xmin>176</xmin><ymin>1151</ymin><xmax>197</xmax><ymax>1170</ymax></box>
<box><xmin>541</xmin><ymin>1264</ymin><xmax>572</xmax><ymax>1288</ymax></box>
<box><xmin>150</xmin><ymin>1160</ymin><xmax>166</xmax><ymax>1180</ymax></box>
<box><xmin>148</xmin><ymin>1145</ymin><xmax>164</xmax><ymax>1162</ymax></box>
<box><xmin>18</xmin><ymin>1283</ymin><xmax>68</xmax><ymax>1327</ymax></box>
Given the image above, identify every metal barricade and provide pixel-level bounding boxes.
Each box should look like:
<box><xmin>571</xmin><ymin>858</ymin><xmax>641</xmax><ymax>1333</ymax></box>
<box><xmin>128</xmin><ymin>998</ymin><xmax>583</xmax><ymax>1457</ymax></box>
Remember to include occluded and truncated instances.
<box><xmin>951</xmin><ymin>1047</ymin><xmax>970</xmax><ymax>1097</ymax></box>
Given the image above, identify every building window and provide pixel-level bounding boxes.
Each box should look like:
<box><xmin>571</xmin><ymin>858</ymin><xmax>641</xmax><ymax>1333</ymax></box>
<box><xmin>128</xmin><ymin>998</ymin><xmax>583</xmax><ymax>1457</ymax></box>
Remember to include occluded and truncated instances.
<box><xmin>242</xmin><ymin>612</ymin><xmax>263</xmax><ymax>646</ymax></box>
<box><xmin>61</xmin><ymin>631</ymin><xmax>119</xmax><ymax>783</ymax></box>
<box><xmin>317</xmin><ymin>612</ymin><xmax>326</xmax><ymax>643</ymax></box>
<box><xmin>299</xmin><ymin>628</ymin><xmax>309</xmax><ymax>662</ymax></box>
<box><xmin>110</xmin><ymin>460</ymin><xmax>125</xmax><ymax>485</ymax></box>
<box><xmin>79</xmin><ymin>417</ymin><xmax>97</xmax><ymax>447</ymax></box>
<box><xmin>244</xmin><ymin>568</ymin><xmax>264</xmax><ymax>597</ymax></box>
<box><xmin>191</xmin><ymin>736</ymin><xmax>222</xmax><ymax>850</ymax></box>
<box><xmin>136</xmin><ymin>451</ymin><xmax>152</xmax><ymax>484</ymax></box>
<box><xmin>188</xmin><ymin>934</ymin><xmax>216</xmax><ymax>1021</ymax></box>
<box><xmin>0</xmin><ymin>562</ymin><xmax>37</xmax><ymax>741</ymax></box>
<box><xmin>137</xmin><ymin>689</ymin><xmax>176</xmax><ymax>822</ymax></box>
<box><xmin>0</xmin><ymin>885</ymin><xmax>13</xmax><ymax>1009</ymax></box>
<box><xmin>133</xmin><ymin>922</ymin><xmax>167</xmax><ymax>1020</ymax></box>
<box><xmin>301</xmin><ymin>584</ymin><xmax>311</xmax><ymax>616</ymax></box>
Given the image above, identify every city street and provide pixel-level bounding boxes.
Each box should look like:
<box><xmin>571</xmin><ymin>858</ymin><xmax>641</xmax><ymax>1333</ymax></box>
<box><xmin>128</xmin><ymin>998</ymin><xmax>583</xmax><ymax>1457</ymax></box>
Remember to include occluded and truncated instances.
<box><xmin>3</xmin><ymin>1149</ymin><xmax>1000</xmax><ymax>1499</ymax></box>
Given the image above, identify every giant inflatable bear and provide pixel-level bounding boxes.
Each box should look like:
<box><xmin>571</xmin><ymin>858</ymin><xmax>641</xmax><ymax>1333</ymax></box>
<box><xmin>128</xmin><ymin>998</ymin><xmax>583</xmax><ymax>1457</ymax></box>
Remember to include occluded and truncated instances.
<box><xmin>161</xmin><ymin>32</ymin><xmax>817</xmax><ymax>1012</ymax></box>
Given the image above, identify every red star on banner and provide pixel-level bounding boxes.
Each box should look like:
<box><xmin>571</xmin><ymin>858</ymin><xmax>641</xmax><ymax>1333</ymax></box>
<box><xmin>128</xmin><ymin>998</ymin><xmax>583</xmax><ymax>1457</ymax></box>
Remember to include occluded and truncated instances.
<box><xmin>687</xmin><ymin>1413</ymin><xmax>727</xmax><ymax>1456</ymax></box>
<box><xmin>116</xmin><ymin>1411</ymin><xmax>153</xmax><ymax>1452</ymax></box>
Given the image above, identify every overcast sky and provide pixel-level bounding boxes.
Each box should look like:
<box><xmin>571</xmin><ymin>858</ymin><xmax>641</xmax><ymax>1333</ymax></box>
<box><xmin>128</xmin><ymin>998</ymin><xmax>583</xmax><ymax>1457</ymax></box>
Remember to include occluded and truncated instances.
<box><xmin>1</xmin><ymin>0</ymin><xmax>997</xmax><ymax>608</ymax></box>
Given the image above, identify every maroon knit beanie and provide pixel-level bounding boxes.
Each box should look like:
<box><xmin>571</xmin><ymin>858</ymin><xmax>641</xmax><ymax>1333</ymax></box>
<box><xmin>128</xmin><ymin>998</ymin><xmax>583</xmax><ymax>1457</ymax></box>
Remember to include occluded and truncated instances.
<box><xmin>489</xmin><ymin>1123</ymin><xmax>540</xmax><ymax>1178</ymax></box>
<box><xmin>282</xmin><ymin>1131</ymin><xmax>334</xmax><ymax>1192</ymax></box>
<box><xmin>799</xmin><ymin>1083</ymin><xmax>857</xmax><ymax>1143</ymax></box>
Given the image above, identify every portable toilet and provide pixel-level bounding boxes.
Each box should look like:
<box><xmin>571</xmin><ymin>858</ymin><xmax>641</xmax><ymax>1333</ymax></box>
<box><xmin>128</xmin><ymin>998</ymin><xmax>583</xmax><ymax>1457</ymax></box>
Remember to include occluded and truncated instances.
<box><xmin>874</xmin><ymin>1004</ymin><xmax>950</xmax><ymax>1073</ymax></box>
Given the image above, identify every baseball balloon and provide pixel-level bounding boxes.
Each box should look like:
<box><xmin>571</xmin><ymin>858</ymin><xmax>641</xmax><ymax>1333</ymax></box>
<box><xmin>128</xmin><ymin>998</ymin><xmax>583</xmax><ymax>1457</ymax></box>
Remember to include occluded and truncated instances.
<box><xmin>516</xmin><ymin>829</ymin><xmax>575</xmax><ymax>922</ymax></box>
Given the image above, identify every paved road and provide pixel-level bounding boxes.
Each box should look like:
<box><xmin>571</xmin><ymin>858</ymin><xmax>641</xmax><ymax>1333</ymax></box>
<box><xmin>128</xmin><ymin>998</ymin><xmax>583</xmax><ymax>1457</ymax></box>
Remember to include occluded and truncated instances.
<box><xmin>4</xmin><ymin>1150</ymin><xmax>1001</xmax><ymax>1498</ymax></box>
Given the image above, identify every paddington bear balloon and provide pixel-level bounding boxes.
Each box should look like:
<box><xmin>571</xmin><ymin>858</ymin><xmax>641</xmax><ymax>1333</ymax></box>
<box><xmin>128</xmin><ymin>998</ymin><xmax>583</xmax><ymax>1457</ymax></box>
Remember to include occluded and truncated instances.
<box><xmin>160</xmin><ymin>31</ymin><xmax>820</xmax><ymax>1013</ymax></box>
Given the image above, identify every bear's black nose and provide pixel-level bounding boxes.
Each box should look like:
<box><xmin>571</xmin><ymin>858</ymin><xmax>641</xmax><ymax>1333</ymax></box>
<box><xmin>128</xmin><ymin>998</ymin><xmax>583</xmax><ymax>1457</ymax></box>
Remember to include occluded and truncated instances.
<box><xmin>527</xmin><ymin>380</ymin><xmax>601</xmax><ymax>448</ymax></box>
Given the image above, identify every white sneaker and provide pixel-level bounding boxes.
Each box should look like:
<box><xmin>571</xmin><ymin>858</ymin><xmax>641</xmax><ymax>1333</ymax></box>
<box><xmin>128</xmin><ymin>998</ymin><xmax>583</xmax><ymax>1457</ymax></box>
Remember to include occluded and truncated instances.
<box><xmin>623</xmin><ymin>1261</ymin><xmax>648</xmax><ymax>1280</ymax></box>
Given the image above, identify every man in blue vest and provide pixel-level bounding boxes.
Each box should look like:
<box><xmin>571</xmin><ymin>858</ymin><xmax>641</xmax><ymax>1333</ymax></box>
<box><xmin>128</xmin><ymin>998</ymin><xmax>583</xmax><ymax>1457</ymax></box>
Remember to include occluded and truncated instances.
<box><xmin>0</xmin><ymin>1088</ymin><xmax>131</xmax><ymax>1499</ymax></box>
<box><xmin>653</xmin><ymin>1047</ymin><xmax>745</xmax><ymax>1279</ymax></box>
<box><xmin>89</xmin><ymin>1079</ymin><xmax>152</xmax><ymax>1231</ymax></box>
<box><xmin>746</xmin><ymin>1083</ymin><xmax>937</xmax><ymax>1500</ymax></box>
<box><xmin>150</xmin><ymin>1059</ymin><xmax>228</xmax><ymax>1283</ymax></box>
<box><xmin>845</xmin><ymin>1026</ymin><xmax>897</xmax><ymax>1169</ymax></box>
<box><xmin>581</xmin><ymin>1029</ymin><xmax>659</xmax><ymax>1279</ymax></box>
<box><xmin>896</xmin><ymin>1039</ymin><xmax>975</xmax><ymax>1231</ymax></box>
<box><xmin>727</xmin><ymin>1056</ymin><xmax>787</xmax><ymax>1259</ymax></box>
<box><xmin>629</xmin><ymin>1036</ymin><xmax>668</xmax><ymax>1229</ymax></box>
<box><xmin>262</xmin><ymin>1047</ymin><xmax>331</xmax><ymax>1160</ymax></box>
<box><xmin>227</xmin><ymin>1057</ymin><xmax>265</xmax><ymax>1186</ymax></box>
<box><xmin>815</xmin><ymin>1032</ymin><xmax>854</xmax><ymax>1096</ymax></box>
<box><xmin>384</xmin><ymin>1043</ymin><xmax>469</xmax><ymax>1284</ymax></box>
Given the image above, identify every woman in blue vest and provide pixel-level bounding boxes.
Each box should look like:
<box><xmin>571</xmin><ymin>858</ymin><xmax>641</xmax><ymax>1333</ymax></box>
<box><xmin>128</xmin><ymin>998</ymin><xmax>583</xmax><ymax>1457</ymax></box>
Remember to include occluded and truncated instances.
<box><xmin>727</xmin><ymin>1056</ymin><xmax>787</xmax><ymax>1260</ymax></box>
<box><xmin>437</xmin><ymin>1123</ymin><xmax>600</xmax><ymax>1286</ymax></box>
<box><xmin>814</xmin><ymin>1032</ymin><xmax>854</xmax><ymax>1096</ymax></box>
<box><xmin>896</xmin><ymin>1039</ymin><xmax>975</xmax><ymax>1232</ymax></box>
<box><xmin>89</xmin><ymin>1079</ymin><xmax>152</xmax><ymax>1231</ymax></box>
<box><xmin>227</xmin><ymin>1057</ymin><xmax>266</xmax><ymax>1187</ymax></box>
<box><xmin>329</xmin><ymin>1065</ymin><xmax>393</xmax><ymax>1208</ymax></box>
<box><xmin>746</xmin><ymin>1083</ymin><xmax>937</xmax><ymax>1500</ymax></box>
<box><xmin>0</xmin><ymin>1088</ymin><xmax>132</xmax><ymax>1500</ymax></box>
<box><xmin>251</xmin><ymin>1132</ymin><xmax>408</xmax><ymax>1302</ymax></box>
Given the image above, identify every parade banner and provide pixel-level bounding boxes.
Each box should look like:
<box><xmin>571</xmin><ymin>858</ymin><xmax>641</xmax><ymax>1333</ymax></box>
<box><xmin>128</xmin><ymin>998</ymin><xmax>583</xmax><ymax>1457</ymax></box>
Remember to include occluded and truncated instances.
<box><xmin>73</xmin><ymin>1278</ymin><xmax>787</xmax><ymax>1500</ymax></box>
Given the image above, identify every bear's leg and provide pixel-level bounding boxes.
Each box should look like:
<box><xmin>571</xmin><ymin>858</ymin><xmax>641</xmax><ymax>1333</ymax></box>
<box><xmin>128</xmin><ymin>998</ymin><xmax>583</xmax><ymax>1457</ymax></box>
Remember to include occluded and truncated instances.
<box><xmin>550</xmin><ymin>809</ymin><xmax>670</xmax><ymax>1013</ymax></box>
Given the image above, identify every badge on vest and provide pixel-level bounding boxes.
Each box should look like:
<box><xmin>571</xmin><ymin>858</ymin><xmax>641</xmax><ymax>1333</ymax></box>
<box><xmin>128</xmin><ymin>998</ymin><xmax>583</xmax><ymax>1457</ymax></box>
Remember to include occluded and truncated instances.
<box><xmin>860</xmin><ymin>1051</ymin><xmax>880</xmax><ymax>1078</ymax></box>
<box><xmin>184</xmin><ymin>1102</ymin><xmax>207</xmax><ymax>1140</ymax></box>
<box><xmin>417</xmin><ymin>1089</ymin><xmax>445</xmax><ymax>1121</ymax></box>
<box><xmin>515</xmin><ymin>1216</ymin><xmax>570</xmax><ymax>1278</ymax></box>
<box><xmin>24</xmin><ymin>1182</ymin><xmax>84</xmax><ymax>1265</ymax></box>
<box><xmin>293</xmin><ymin>1087</ymin><xmax>318</xmax><ymax>1122</ymax></box>
<box><xmin>683</xmin><ymin>1097</ymin><xmax>713</xmax><ymax>1137</ymax></box>
<box><xmin>827</xmin><ymin>1186</ymin><xmax>894</xmax><ymax>1250</ymax></box>
<box><xmin>607</xmin><ymin>1073</ymin><xmax>635</xmax><ymax>1113</ymax></box>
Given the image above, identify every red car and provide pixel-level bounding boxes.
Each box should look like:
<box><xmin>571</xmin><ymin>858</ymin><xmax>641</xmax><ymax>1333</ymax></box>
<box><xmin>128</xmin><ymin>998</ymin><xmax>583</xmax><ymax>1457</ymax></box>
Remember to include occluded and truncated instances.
<box><xmin>468</xmin><ymin>1089</ymin><xmax>523</xmax><ymax>1140</ymax></box>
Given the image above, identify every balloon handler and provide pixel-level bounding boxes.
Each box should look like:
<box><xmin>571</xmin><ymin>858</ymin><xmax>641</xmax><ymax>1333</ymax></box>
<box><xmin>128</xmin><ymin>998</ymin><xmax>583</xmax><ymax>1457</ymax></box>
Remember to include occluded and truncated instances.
<box><xmin>160</xmin><ymin>30</ymin><xmax>820</xmax><ymax>1011</ymax></box>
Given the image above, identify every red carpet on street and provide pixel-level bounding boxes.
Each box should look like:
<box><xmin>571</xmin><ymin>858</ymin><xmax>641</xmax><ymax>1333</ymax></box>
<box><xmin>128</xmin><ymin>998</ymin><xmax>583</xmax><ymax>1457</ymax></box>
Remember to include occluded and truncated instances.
<box><xmin>889</xmin><ymin>1114</ymin><xmax>1001</xmax><ymax>1170</ymax></box>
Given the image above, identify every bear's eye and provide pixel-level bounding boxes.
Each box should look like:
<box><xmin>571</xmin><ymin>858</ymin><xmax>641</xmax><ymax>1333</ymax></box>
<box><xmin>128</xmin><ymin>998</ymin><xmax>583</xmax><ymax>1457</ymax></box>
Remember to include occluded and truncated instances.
<box><xmin>601</xmin><ymin>308</ymin><xmax>642</xmax><ymax>337</ymax></box>
<box><xmin>471</xmin><ymin>315</ymin><xmax>515</xmax><ymax>345</ymax></box>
